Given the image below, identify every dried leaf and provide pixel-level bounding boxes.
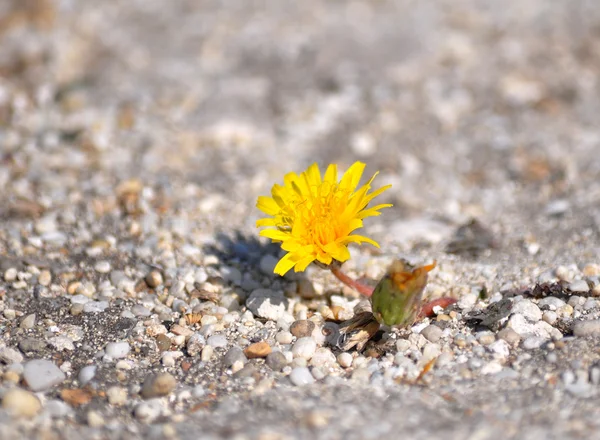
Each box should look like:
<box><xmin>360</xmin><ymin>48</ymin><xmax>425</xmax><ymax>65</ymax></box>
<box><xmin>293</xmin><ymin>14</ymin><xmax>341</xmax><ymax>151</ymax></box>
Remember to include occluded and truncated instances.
<box><xmin>335</xmin><ymin>312</ymin><xmax>380</xmax><ymax>351</ymax></box>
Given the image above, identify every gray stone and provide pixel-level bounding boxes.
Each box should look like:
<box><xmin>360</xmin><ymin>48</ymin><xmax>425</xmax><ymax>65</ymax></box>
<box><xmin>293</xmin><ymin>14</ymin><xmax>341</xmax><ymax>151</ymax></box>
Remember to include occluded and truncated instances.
<box><xmin>522</xmin><ymin>336</ymin><xmax>546</xmax><ymax>350</ymax></box>
<box><xmin>78</xmin><ymin>365</ymin><xmax>97</xmax><ymax>385</ymax></box>
<box><xmin>70</xmin><ymin>294</ymin><xmax>91</xmax><ymax>304</ymax></box>
<box><xmin>246</xmin><ymin>289</ymin><xmax>288</xmax><ymax>320</ymax></box>
<box><xmin>223</xmin><ymin>347</ymin><xmax>247</xmax><ymax>367</ymax></box>
<box><xmin>131</xmin><ymin>305</ymin><xmax>152</xmax><ymax>317</ymax></box>
<box><xmin>289</xmin><ymin>367</ymin><xmax>316</xmax><ymax>386</ymax></box>
<box><xmin>23</xmin><ymin>359</ymin><xmax>66</xmax><ymax>391</ymax></box>
<box><xmin>48</xmin><ymin>336</ymin><xmax>75</xmax><ymax>351</ymax></box>
<box><xmin>266</xmin><ymin>352</ymin><xmax>288</xmax><ymax>371</ymax></box>
<box><xmin>141</xmin><ymin>373</ymin><xmax>177</xmax><ymax>399</ymax></box>
<box><xmin>45</xmin><ymin>399</ymin><xmax>73</xmax><ymax>418</ymax></box>
<box><xmin>573</xmin><ymin>320</ymin><xmax>600</xmax><ymax>337</ymax></box>
<box><xmin>568</xmin><ymin>280</ymin><xmax>590</xmax><ymax>293</ymax></box>
<box><xmin>20</xmin><ymin>314</ymin><xmax>36</xmax><ymax>329</ymax></box>
<box><xmin>83</xmin><ymin>301</ymin><xmax>109</xmax><ymax>313</ymax></box>
<box><xmin>511</xmin><ymin>300</ymin><xmax>542</xmax><ymax>322</ymax></box>
<box><xmin>19</xmin><ymin>338</ymin><xmax>47</xmax><ymax>353</ymax></box>
<box><xmin>420</xmin><ymin>325</ymin><xmax>443</xmax><ymax>343</ymax></box>
<box><xmin>0</xmin><ymin>346</ymin><xmax>24</xmax><ymax>364</ymax></box>
<box><xmin>221</xmin><ymin>266</ymin><xmax>242</xmax><ymax>286</ymax></box>
<box><xmin>259</xmin><ymin>255</ymin><xmax>279</xmax><ymax>275</ymax></box>
<box><xmin>186</xmin><ymin>333</ymin><xmax>206</xmax><ymax>356</ymax></box>
<box><xmin>207</xmin><ymin>334</ymin><xmax>228</xmax><ymax>348</ymax></box>
<box><xmin>538</xmin><ymin>297</ymin><xmax>566</xmax><ymax>310</ymax></box>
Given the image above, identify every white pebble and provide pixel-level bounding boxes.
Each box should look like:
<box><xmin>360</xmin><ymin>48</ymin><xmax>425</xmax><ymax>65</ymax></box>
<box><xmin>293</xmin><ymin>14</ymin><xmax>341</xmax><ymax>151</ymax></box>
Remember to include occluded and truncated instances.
<box><xmin>201</xmin><ymin>346</ymin><xmax>214</xmax><ymax>362</ymax></box>
<box><xmin>276</xmin><ymin>331</ymin><xmax>293</xmax><ymax>344</ymax></box>
<box><xmin>95</xmin><ymin>261</ymin><xmax>111</xmax><ymax>273</ymax></box>
<box><xmin>105</xmin><ymin>342</ymin><xmax>130</xmax><ymax>359</ymax></box>
<box><xmin>568</xmin><ymin>280</ymin><xmax>590</xmax><ymax>293</ymax></box>
<box><xmin>289</xmin><ymin>367</ymin><xmax>316</xmax><ymax>386</ymax></box>
<box><xmin>78</xmin><ymin>365</ymin><xmax>97</xmax><ymax>385</ymax></box>
<box><xmin>337</xmin><ymin>352</ymin><xmax>353</xmax><ymax>368</ymax></box>
<box><xmin>291</xmin><ymin>337</ymin><xmax>317</xmax><ymax>360</ymax></box>
<box><xmin>23</xmin><ymin>359</ymin><xmax>66</xmax><ymax>391</ymax></box>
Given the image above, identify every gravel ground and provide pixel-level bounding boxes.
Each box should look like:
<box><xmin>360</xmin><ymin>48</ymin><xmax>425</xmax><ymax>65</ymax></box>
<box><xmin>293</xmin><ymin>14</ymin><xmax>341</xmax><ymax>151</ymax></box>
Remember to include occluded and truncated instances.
<box><xmin>2</xmin><ymin>1</ymin><xmax>600</xmax><ymax>439</ymax></box>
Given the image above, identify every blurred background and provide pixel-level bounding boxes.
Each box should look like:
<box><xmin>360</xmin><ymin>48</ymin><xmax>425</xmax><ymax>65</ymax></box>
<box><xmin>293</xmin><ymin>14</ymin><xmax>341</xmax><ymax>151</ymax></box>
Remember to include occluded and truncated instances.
<box><xmin>1</xmin><ymin>0</ymin><xmax>600</xmax><ymax>267</ymax></box>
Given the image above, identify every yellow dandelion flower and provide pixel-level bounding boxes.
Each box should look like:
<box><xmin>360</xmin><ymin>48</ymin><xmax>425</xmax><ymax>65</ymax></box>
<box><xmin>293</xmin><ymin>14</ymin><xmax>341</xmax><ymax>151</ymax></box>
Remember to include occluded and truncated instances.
<box><xmin>256</xmin><ymin>161</ymin><xmax>392</xmax><ymax>276</ymax></box>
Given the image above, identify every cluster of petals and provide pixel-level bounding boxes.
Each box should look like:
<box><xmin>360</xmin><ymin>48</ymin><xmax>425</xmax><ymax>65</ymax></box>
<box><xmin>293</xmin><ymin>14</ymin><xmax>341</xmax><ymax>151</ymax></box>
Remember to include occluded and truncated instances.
<box><xmin>256</xmin><ymin>161</ymin><xmax>392</xmax><ymax>275</ymax></box>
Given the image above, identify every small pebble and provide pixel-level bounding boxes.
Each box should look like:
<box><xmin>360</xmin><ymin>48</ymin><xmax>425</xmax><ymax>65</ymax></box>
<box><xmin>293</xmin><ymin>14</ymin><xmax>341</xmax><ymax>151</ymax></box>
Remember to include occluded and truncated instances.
<box><xmin>511</xmin><ymin>300</ymin><xmax>542</xmax><ymax>322</ymax></box>
<box><xmin>87</xmin><ymin>410</ymin><xmax>105</xmax><ymax>427</ymax></box>
<box><xmin>289</xmin><ymin>367</ymin><xmax>316</xmax><ymax>386</ymax></box>
<box><xmin>131</xmin><ymin>305</ymin><xmax>152</xmax><ymax>317</ymax></box>
<box><xmin>522</xmin><ymin>336</ymin><xmax>546</xmax><ymax>350</ymax></box>
<box><xmin>0</xmin><ymin>346</ymin><xmax>24</xmax><ymax>364</ymax></box>
<box><xmin>276</xmin><ymin>331</ymin><xmax>293</xmax><ymax>344</ymax></box>
<box><xmin>2</xmin><ymin>389</ymin><xmax>42</xmax><ymax>418</ymax></box>
<box><xmin>396</xmin><ymin>339</ymin><xmax>411</xmax><ymax>352</ymax></box>
<box><xmin>20</xmin><ymin>314</ymin><xmax>36</xmax><ymax>329</ymax></box>
<box><xmin>310</xmin><ymin>348</ymin><xmax>336</xmax><ymax>367</ymax></box>
<box><xmin>573</xmin><ymin>320</ymin><xmax>600</xmax><ymax>337</ymax></box>
<box><xmin>259</xmin><ymin>255</ymin><xmax>278</xmax><ymax>275</ymax></box>
<box><xmin>292</xmin><ymin>337</ymin><xmax>317</xmax><ymax>360</ymax></box>
<box><xmin>420</xmin><ymin>325</ymin><xmax>443</xmax><ymax>343</ymax></box>
<box><xmin>476</xmin><ymin>331</ymin><xmax>496</xmax><ymax>346</ymax></box>
<box><xmin>207</xmin><ymin>334</ymin><xmax>228</xmax><ymax>348</ymax></box>
<box><xmin>38</xmin><ymin>270</ymin><xmax>52</xmax><ymax>286</ymax></box>
<box><xmin>266</xmin><ymin>352</ymin><xmax>288</xmax><ymax>371</ymax></box>
<box><xmin>186</xmin><ymin>334</ymin><xmax>206</xmax><ymax>356</ymax></box>
<box><xmin>223</xmin><ymin>347</ymin><xmax>247</xmax><ymax>367</ymax></box>
<box><xmin>23</xmin><ymin>359</ymin><xmax>66</xmax><ymax>391</ymax></box>
<box><xmin>145</xmin><ymin>270</ymin><xmax>164</xmax><ymax>288</ymax></box>
<box><xmin>134</xmin><ymin>400</ymin><xmax>163</xmax><ymax>423</ymax></box>
<box><xmin>568</xmin><ymin>280</ymin><xmax>590</xmax><ymax>293</ymax></box>
<box><xmin>542</xmin><ymin>311</ymin><xmax>558</xmax><ymax>325</ymax></box>
<box><xmin>156</xmin><ymin>334</ymin><xmax>172</xmax><ymax>352</ymax></box>
<box><xmin>244</xmin><ymin>341</ymin><xmax>271</xmax><ymax>359</ymax></box>
<box><xmin>453</xmin><ymin>334</ymin><xmax>468</xmax><ymax>348</ymax></box>
<box><xmin>78</xmin><ymin>366</ymin><xmax>97</xmax><ymax>386</ymax></box>
<box><xmin>290</xmin><ymin>320</ymin><xmax>316</xmax><ymax>338</ymax></box>
<box><xmin>94</xmin><ymin>261</ymin><xmax>111</xmax><ymax>273</ymax></box>
<box><xmin>141</xmin><ymin>373</ymin><xmax>177</xmax><ymax>399</ymax></box>
<box><xmin>481</xmin><ymin>361</ymin><xmax>503</xmax><ymax>375</ymax></box>
<box><xmin>201</xmin><ymin>346</ymin><xmax>214</xmax><ymax>362</ymax></box>
<box><xmin>106</xmin><ymin>386</ymin><xmax>128</xmax><ymax>406</ymax></box>
<box><xmin>538</xmin><ymin>297</ymin><xmax>566</xmax><ymax>310</ymax></box>
<box><xmin>337</xmin><ymin>352</ymin><xmax>353</xmax><ymax>368</ymax></box>
<box><xmin>105</xmin><ymin>342</ymin><xmax>130</xmax><ymax>359</ymax></box>
<box><xmin>246</xmin><ymin>289</ymin><xmax>288</xmax><ymax>320</ymax></box>
<box><xmin>83</xmin><ymin>301</ymin><xmax>109</xmax><ymax>313</ymax></box>
<box><xmin>497</xmin><ymin>328</ymin><xmax>521</xmax><ymax>346</ymax></box>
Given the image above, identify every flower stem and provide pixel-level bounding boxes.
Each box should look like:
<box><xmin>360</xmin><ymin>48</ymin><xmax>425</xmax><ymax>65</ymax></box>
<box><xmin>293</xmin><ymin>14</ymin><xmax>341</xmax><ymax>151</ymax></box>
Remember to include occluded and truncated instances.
<box><xmin>330</xmin><ymin>267</ymin><xmax>374</xmax><ymax>297</ymax></box>
<box><xmin>417</xmin><ymin>297</ymin><xmax>458</xmax><ymax>318</ymax></box>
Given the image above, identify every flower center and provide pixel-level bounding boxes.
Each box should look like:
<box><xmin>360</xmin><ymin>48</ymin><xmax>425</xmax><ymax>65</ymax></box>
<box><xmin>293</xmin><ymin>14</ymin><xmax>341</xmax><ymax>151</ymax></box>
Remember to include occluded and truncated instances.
<box><xmin>298</xmin><ymin>182</ymin><xmax>349</xmax><ymax>247</ymax></box>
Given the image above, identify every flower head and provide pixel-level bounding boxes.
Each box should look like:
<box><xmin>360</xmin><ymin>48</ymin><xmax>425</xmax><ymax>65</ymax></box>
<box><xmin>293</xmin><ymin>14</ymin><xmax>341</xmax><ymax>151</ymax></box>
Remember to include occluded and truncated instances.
<box><xmin>256</xmin><ymin>161</ymin><xmax>392</xmax><ymax>275</ymax></box>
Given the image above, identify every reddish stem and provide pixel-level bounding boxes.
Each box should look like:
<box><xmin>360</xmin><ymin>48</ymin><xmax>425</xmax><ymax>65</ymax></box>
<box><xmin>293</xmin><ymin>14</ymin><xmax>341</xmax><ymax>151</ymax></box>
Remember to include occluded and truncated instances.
<box><xmin>330</xmin><ymin>267</ymin><xmax>374</xmax><ymax>297</ymax></box>
<box><xmin>330</xmin><ymin>267</ymin><xmax>457</xmax><ymax>318</ymax></box>
<box><xmin>418</xmin><ymin>297</ymin><xmax>458</xmax><ymax>319</ymax></box>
